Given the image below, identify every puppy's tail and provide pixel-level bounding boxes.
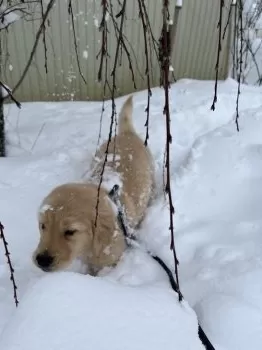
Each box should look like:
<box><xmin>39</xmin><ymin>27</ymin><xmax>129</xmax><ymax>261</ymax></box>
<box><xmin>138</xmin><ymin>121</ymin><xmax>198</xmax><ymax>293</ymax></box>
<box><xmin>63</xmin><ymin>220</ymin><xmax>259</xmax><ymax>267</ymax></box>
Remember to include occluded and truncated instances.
<box><xmin>118</xmin><ymin>95</ymin><xmax>135</xmax><ymax>134</ymax></box>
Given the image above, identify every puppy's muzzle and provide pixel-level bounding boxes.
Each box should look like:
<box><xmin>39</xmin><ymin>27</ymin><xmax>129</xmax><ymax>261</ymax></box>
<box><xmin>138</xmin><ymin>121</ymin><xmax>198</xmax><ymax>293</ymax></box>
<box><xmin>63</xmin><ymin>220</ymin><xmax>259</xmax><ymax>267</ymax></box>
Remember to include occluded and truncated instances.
<box><xmin>35</xmin><ymin>251</ymin><xmax>54</xmax><ymax>271</ymax></box>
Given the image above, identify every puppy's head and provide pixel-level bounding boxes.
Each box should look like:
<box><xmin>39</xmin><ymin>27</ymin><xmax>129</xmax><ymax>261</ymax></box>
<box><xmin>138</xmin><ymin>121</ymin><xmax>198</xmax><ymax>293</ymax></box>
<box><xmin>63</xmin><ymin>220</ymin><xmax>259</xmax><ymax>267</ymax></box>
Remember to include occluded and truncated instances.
<box><xmin>33</xmin><ymin>183</ymin><xmax>102</xmax><ymax>272</ymax></box>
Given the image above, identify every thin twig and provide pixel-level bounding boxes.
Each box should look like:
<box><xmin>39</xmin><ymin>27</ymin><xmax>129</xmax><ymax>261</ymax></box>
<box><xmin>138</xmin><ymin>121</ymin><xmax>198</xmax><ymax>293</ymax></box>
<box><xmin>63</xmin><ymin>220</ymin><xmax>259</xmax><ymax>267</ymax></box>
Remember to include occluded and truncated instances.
<box><xmin>107</xmin><ymin>0</ymin><xmax>136</xmax><ymax>89</ymax></box>
<box><xmin>40</xmin><ymin>0</ymin><xmax>48</xmax><ymax>73</ymax></box>
<box><xmin>137</xmin><ymin>0</ymin><xmax>152</xmax><ymax>146</ymax></box>
<box><xmin>160</xmin><ymin>0</ymin><xmax>182</xmax><ymax>301</ymax></box>
<box><xmin>0</xmin><ymin>222</ymin><xmax>19</xmax><ymax>307</ymax></box>
<box><xmin>95</xmin><ymin>0</ymin><xmax>127</xmax><ymax>226</ymax></box>
<box><xmin>222</xmin><ymin>0</ymin><xmax>233</xmax><ymax>40</ymax></box>
<box><xmin>246</xmin><ymin>39</ymin><xmax>262</xmax><ymax>85</ymax></box>
<box><xmin>232</xmin><ymin>0</ymin><xmax>238</xmax><ymax>79</ymax></box>
<box><xmin>142</xmin><ymin>3</ymin><xmax>161</xmax><ymax>74</ymax></box>
<box><xmin>211</xmin><ymin>0</ymin><xmax>224</xmax><ymax>111</ymax></box>
<box><xmin>6</xmin><ymin>0</ymin><xmax>56</xmax><ymax>97</ymax></box>
<box><xmin>68</xmin><ymin>0</ymin><xmax>87</xmax><ymax>84</ymax></box>
<box><xmin>31</xmin><ymin>122</ymin><xmax>46</xmax><ymax>151</ymax></box>
<box><xmin>235</xmin><ymin>0</ymin><xmax>243</xmax><ymax>132</ymax></box>
<box><xmin>97</xmin><ymin>0</ymin><xmax>109</xmax><ymax>83</ymax></box>
<box><xmin>96</xmin><ymin>0</ymin><xmax>110</xmax><ymax>149</ymax></box>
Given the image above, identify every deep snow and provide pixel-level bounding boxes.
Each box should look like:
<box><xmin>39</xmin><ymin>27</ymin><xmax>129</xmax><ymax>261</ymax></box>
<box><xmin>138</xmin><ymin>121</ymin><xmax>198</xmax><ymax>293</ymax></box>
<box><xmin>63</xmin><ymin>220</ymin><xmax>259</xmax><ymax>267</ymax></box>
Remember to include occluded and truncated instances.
<box><xmin>0</xmin><ymin>272</ymin><xmax>204</xmax><ymax>350</ymax></box>
<box><xmin>1</xmin><ymin>78</ymin><xmax>262</xmax><ymax>349</ymax></box>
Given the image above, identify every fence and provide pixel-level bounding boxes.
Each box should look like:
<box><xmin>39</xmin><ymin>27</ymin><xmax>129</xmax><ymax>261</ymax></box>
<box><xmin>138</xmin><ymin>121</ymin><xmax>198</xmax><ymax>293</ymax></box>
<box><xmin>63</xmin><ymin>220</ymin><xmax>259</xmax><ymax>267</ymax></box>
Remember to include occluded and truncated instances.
<box><xmin>2</xmin><ymin>0</ymin><xmax>232</xmax><ymax>102</ymax></box>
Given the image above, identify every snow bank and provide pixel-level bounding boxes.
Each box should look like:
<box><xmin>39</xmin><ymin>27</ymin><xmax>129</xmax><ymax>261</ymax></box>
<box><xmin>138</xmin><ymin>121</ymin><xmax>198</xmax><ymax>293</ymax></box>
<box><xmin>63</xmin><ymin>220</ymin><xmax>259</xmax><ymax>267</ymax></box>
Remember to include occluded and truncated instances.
<box><xmin>0</xmin><ymin>272</ymin><xmax>204</xmax><ymax>350</ymax></box>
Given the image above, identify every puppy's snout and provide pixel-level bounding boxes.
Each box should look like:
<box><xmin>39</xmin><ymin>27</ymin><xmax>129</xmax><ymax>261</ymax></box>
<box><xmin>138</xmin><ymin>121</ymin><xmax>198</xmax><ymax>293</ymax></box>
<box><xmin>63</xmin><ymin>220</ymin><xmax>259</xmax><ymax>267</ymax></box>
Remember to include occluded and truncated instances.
<box><xmin>36</xmin><ymin>252</ymin><xmax>54</xmax><ymax>270</ymax></box>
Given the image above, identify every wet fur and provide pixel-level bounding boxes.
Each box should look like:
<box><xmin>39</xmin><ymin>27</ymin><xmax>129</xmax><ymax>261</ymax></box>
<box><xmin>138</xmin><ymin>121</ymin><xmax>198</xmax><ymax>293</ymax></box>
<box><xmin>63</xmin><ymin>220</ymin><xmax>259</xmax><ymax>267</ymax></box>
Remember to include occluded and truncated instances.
<box><xmin>33</xmin><ymin>96</ymin><xmax>155</xmax><ymax>275</ymax></box>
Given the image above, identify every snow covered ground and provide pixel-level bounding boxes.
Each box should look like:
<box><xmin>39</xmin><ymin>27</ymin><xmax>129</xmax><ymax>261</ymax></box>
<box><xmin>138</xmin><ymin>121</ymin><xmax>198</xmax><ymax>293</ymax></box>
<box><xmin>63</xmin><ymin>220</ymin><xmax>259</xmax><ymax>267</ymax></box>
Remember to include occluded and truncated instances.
<box><xmin>1</xmin><ymin>78</ymin><xmax>262</xmax><ymax>349</ymax></box>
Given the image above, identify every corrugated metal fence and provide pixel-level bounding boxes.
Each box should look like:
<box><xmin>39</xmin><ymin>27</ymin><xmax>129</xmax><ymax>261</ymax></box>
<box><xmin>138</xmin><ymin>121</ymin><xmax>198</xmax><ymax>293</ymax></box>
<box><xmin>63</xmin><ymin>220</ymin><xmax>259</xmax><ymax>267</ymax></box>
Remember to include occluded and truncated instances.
<box><xmin>2</xmin><ymin>0</ymin><xmax>232</xmax><ymax>102</ymax></box>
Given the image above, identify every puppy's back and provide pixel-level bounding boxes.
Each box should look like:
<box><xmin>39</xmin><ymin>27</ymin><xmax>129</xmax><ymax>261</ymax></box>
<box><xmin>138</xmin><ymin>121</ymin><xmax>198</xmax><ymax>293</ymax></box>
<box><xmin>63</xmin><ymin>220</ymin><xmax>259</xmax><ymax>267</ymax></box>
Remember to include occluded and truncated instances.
<box><xmin>91</xmin><ymin>95</ymin><xmax>155</xmax><ymax>228</ymax></box>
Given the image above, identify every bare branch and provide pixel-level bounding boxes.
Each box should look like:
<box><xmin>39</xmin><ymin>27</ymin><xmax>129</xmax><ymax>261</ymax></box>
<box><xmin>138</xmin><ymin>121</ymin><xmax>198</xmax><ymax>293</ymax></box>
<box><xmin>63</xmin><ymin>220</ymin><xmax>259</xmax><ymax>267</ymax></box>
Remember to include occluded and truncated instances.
<box><xmin>107</xmin><ymin>0</ymin><xmax>136</xmax><ymax>89</ymax></box>
<box><xmin>232</xmin><ymin>0</ymin><xmax>238</xmax><ymax>79</ymax></box>
<box><xmin>68</xmin><ymin>0</ymin><xmax>87</xmax><ymax>84</ymax></box>
<box><xmin>40</xmin><ymin>0</ymin><xmax>48</xmax><ymax>73</ymax></box>
<box><xmin>137</xmin><ymin>0</ymin><xmax>152</xmax><ymax>146</ymax></box>
<box><xmin>222</xmin><ymin>0</ymin><xmax>234</xmax><ymax>40</ymax></box>
<box><xmin>95</xmin><ymin>0</ymin><xmax>127</xmax><ymax>226</ymax></box>
<box><xmin>97</xmin><ymin>0</ymin><xmax>109</xmax><ymax>83</ymax></box>
<box><xmin>0</xmin><ymin>222</ymin><xmax>19</xmax><ymax>307</ymax></box>
<box><xmin>140</xmin><ymin>2</ymin><xmax>161</xmax><ymax>75</ymax></box>
<box><xmin>160</xmin><ymin>0</ymin><xmax>182</xmax><ymax>302</ymax></box>
<box><xmin>211</xmin><ymin>0</ymin><xmax>225</xmax><ymax>111</ymax></box>
<box><xmin>96</xmin><ymin>0</ymin><xmax>110</xmax><ymax>149</ymax></box>
<box><xmin>5</xmin><ymin>0</ymin><xmax>56</xmax><ymax>97</ymax></box>
<box><xmin>245</xmin><ymin>39</ymin><xmax>262</xmax><ymax>86</ymax></box>
<box><xmin>235</xmin><ymin>0</ymin><xmax>243</xmax><ymax>132</ymax></box>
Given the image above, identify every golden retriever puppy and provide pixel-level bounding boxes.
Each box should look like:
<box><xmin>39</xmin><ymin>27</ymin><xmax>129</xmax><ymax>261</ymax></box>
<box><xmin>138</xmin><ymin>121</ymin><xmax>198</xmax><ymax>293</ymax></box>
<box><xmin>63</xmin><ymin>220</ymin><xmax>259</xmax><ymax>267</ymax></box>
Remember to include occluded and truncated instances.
<box><xmin>33</xmin><ymin>96</ymin><xmax>155</xmax><ymax>275</ymax></box>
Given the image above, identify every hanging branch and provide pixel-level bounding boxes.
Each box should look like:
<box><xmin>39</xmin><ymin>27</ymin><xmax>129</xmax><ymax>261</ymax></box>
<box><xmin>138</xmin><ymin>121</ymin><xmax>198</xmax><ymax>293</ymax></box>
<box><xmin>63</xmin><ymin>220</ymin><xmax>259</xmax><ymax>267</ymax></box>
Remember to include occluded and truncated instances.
<box><xmin>95</xmin><ymin>0</ymin><xmax>127</xmax><ymax>226</ymax></box>
<box><xmin>249</xmin><ymin>43</ymin><xmax>262</xmax><ymax>85</ymax></box>
<box><xmin>0</xmin><ymin>1</ymin><xmax>27</xmax><ymax>31</ymax></box>
<box><xmin>96</xmin><ymin>0</ymin><xmax>111</xmax><ymax>148</ymax></box>
<box><xmin>211</xmin><ymin>0</ymin><xmax>224</xmax><ymax>111</ymax></box>
<box><xmin>141</xmin><ymin>2</ymin><xmax>161</xmax><ymax>74</ymax></box>
<box><xmin>232</xmin><ymin>0</ymin><xmax>262</xmax><ymax>92</ymax></box>
<box><xmin>0</xmin><ymin>222</ymin><xmax>19</xmax><ymax>307</ymax></box>
<box><xmin>222</xmin><ymin>0</ymin><xmax>234</xmax><ymax>40</ymax></box>
<box><xmin>137</xmin><ymin>0</ymin><xmax>152</xmax><ymax>146</ymax></box>
<box><xmin>107</xmin><ymin>0</ymin><xmax>136</xmax><ymax>89</ymax></box>
<box><xmin>235</xmin><ymin>0</ymin><xmax>243</xmax><ymax>132</ymax></box>
<box><xmin>68</xmin><ymin>0</ymin><xmax>87</xmax><ymax>84</ymax></box>
<box><xmin>160</xmin><ymin>0</ymin><xmax>182</xmax><ymax>302</ymax></box>
<box><xmin>97</xmin><ymin>0</ymin><xmax>109</xmax><ymax>83</ymax></box>
<box><xmin>232</xmin><ymin>0</ymin><xmax>238</xmax><ymax>79</ymax></box>
<box><xmin>137</xmin><ymin>0</ymin><xmax>162</xmax><ymax>143</ymax></box>
<box><xmin>96</xmin><ymin>0</ymin><xmax>140</xmax><ymax>147</ymax></box>
<box><xmin>40</xmin><ymin>0</ymin><xmax>48</xmax><ymax>73</ymax></box>
<box><xmin>6</xmin><ymin>0</ymin><xmax>56</xmax><ymax>97</ymax></box>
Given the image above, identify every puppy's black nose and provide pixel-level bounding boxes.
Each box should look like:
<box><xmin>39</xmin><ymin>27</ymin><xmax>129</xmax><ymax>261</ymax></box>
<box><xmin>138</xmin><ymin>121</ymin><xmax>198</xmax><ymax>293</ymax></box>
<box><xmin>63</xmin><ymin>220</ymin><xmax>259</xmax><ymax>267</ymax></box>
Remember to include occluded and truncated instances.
<box><xmin>36</xmin><ymin>252</ymin><xmax>54</xmax><ymax>269</ymax></box>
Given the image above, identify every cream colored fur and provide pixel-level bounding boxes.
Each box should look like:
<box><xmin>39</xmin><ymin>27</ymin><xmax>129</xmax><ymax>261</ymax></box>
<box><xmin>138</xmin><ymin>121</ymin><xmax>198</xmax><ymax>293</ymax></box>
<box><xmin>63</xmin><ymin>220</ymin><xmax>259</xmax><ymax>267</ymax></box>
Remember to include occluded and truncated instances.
<box><xmin>33</xmin><ymin>95</ymin><xmax>155</xmax><ymax>275</ymax></box>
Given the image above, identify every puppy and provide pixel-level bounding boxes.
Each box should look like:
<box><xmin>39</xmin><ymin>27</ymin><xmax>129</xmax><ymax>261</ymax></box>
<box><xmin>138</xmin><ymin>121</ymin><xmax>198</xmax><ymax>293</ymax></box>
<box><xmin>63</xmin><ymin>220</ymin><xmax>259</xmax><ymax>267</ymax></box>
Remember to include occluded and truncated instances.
<box><xmin>33</xmin><ymin>96</ymin><xmax>155</xmax><ymax>275</ymax></box>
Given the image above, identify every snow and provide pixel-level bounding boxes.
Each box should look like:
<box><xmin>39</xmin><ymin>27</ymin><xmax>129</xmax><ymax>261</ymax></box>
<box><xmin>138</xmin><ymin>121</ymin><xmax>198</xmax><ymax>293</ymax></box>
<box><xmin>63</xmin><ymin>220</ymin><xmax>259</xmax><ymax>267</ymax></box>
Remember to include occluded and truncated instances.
<box><xmin>93</xmin><ymin>15</ymin><xmax>99</xmax><ymax>28</ymax></box>
<box><xmin>82</xmin><ymin>50</ymin><xmax>88</xmax><ymax>59</ymax></box>
<box><xmin>1</xmin><ymin>78</ymin><xmax>262</xmax><ymax>349</ymax></box>
<box><xmin>0</xmin><ymin>272</ymin><xmax>204</xmax><ymax>350</ymax></box>
<box><xmin>39</xmin><ymin>203</ymin><xmax>54</xmax><ymax>214</ymax></box>
<box><xmin>0</xmin><ymin>6</ymin><xmax>20</xmax><ymax>29</ymax></box>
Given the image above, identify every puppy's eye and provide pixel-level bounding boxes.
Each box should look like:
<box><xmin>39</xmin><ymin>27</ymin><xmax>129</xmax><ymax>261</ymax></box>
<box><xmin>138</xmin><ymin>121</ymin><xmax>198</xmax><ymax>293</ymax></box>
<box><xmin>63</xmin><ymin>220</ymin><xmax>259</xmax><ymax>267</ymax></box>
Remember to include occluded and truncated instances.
<box><xmin>64</xmin><ymin>230</ymin><xmax>76</xmax><ymax>237</ymax></box>
<box><xmin>41</xmin><ymin>223</ymin><xmax>46</xmax><ymax>230</ymax></box>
